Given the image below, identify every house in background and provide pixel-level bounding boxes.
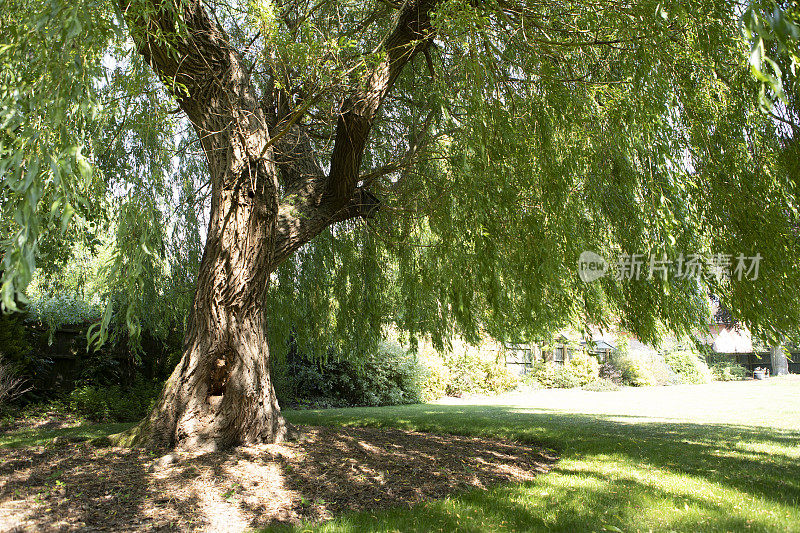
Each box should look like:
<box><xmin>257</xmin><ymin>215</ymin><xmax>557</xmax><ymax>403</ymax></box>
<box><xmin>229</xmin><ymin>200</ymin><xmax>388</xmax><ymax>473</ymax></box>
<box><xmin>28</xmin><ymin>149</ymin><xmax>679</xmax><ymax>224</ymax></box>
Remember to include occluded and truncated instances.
<box><xmin>581</xmin><ymin>339</ymin><xmax>616</xmax><ymax>363</ymax></box>
<box><xmin>701</xmin><ymin>299</ymin><xmax>753</xmax><ymax>353</ymax></box>
<box><xmin>503</xmin><ymin>332</ymin><xmax>617</xmax><ymax>375</ymax></box>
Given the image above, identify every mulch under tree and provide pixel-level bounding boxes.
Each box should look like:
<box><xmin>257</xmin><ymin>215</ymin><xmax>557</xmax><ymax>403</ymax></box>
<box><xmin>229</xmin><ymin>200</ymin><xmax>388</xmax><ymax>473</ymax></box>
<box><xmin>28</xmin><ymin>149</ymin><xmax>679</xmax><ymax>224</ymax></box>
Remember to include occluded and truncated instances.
<box><xmin>0</xmin><ymin>425</ymin><xmax>557</xmax><ymax>532</ymax></box>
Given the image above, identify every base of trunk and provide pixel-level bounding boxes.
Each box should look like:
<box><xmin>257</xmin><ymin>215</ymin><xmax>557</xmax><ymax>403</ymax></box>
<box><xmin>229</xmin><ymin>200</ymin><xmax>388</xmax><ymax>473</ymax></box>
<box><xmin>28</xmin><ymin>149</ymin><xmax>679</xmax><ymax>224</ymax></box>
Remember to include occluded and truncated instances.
<box><xmin>108</xmin><ymin>376</ymin><xmax>292</xmax><ymax>452</ymax></box>
<box><xmin>108</xmin><ymin>321</ymin><xmax>291</xmax><ymax>452</ymax></box>
<box><xmin>107</xmin><ymin>414</ymin><xmax>294</xmax><ymax>452</ymax></box>
<box><xmin>109</xmin><ymin>403</ymin><xmax>292</xmax><ymax>453</ymax></box>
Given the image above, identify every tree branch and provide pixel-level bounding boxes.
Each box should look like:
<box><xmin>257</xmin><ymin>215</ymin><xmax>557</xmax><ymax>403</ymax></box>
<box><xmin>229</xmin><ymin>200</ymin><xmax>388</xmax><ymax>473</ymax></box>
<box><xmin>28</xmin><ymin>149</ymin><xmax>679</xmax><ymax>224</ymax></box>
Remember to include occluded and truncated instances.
<box><xmin>325</xmin><ymin>0</ymin><xmax>440</xmax><ymax>203</ymax></box>
<box><xmin>271</xmin><ymin>0</ymin><xmax>443</xmax><ymax>264</ymax></box>
<box><xmin>359</xmin><ymin>107</ymin><xmax>438</xmax><ymax>188</ymax></box>
<box><xmin>122</xmin><ymin>0</ymin><xmax>281</xmax><ymax>226</ymax></box>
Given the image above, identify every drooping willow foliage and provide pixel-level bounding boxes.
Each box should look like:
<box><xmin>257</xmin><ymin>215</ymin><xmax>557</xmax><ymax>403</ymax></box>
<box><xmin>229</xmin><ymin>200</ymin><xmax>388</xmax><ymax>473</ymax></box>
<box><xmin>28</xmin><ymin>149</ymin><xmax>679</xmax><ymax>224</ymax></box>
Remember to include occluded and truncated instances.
<box><xmin>1</xmin><ymin>0</ymin><xmax>798</xmax><ymax>362</ymax></box>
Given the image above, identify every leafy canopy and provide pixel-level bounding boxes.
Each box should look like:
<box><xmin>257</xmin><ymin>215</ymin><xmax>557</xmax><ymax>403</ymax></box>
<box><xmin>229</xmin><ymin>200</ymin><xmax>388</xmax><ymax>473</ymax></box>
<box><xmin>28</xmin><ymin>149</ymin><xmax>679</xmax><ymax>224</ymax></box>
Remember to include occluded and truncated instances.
<box><xmin>1</xmin><ymin>0</ymin><xmax>799</xmax><ymax>359</ymax></box>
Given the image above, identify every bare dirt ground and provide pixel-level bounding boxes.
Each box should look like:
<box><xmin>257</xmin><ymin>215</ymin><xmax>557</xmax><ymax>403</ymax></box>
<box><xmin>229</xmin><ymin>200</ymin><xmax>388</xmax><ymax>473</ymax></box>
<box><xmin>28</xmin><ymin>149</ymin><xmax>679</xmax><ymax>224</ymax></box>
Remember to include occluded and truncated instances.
<box><xmin>0</xmin><ymin>425</ymin><xmax>556</xmax><ymax>532</ymax></box>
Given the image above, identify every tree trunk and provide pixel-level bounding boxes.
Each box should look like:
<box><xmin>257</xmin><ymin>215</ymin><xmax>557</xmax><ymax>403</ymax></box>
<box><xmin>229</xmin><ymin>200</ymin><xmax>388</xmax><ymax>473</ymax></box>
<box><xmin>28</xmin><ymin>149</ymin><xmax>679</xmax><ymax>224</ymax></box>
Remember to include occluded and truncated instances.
<box><xmin>770</xmin><ymin>345</ymin><xmax>790</xmax><ymax>376</ymax></box>
<box><xmin>118</xmin><ymin>134</ymin><xmax>289</xmax><ymax>452</ymax></box>
<box><xmin>113</xmin><ymin>0</ymin><xmax>441</xmax><ymax>451</ymax></box>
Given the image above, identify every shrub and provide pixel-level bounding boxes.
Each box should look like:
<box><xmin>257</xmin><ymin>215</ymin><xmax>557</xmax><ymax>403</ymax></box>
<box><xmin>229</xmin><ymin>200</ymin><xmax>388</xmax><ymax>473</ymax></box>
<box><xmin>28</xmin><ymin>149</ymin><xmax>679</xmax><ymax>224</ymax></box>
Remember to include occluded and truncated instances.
<box><xmin>663</xmin><ymin>350</ymin><xmax>712</xmax><ymax>384</ymax></box>
<box><xmin>443</xmin><ymin>351</ymin><xmax>484</xmax><ymax>396</ymax></box>
<box><xmin>582</xmin><ymin>378</ymin><xmax>621</xmax><ymax>392</ymax></box>
<box><xmin>526</xmin><ymin>352</ymin><xmax>599</xmax><ymax>389</ymax></box>
<box><xmin>275</xmin><ymin>337</ymin><xmax>519</xmax><ymax>407</ymax></box>
<box><xmin>68</xmin><ymin>380</ymin><xmax>162</xmax><ymax>422</ymax></box>
<box><xmin>614</xmin><ymin>355</ymin><xmax>657</xmax><ymax>387</ymax></box>
<box><xmin>482</xmin><ymin>359</ymin><xmax>519</xmax><ymax>394</ymax></box>
<box><xmin>709</xmin><ymin>360</ymin><xmax>748</xmax><ymax>381</ymax></box>
<box><xmin>419</xmin><ymin>357</ymin><xmax>451</xmax><ymax>401</ymax></box>
<box><xmin>442</xmin><ymin>351</ymin><xmax>517</xmax><ymax>396</ymax></box>
<box><xmin>647</xmin><ymin>355</ymin><xmax>681</xmax><ymax>385</ymax></box>
<box><xmin>0</xmin><ymin>311</ymin><xmax>32</xmax><ymax>372</ymax></box>
<box><xmin>0</xmin><ymin>357</ymin><xmax>29</xmax><ymax>405</ymax></box>
<box><xmin>275</xmin><ymin>341</ymin><xmax>424</xmax><ymax>409</ymax></box>
<box><xmin>26</xmin><ymin>293</ymin><xmax>102</xmax><ymax>332</ymax></box>
<box><xmin>529</xmin><ymin>361</ymin><xmax>581</xmax><ymax>389</ymax></box>
<box><xmin>0</xmin><ymin>311</ymin><xmax>43</xmax><ymax>403</ymax></box>
<box><xmin>566</xmin><ymin>351</ymin><xmax>600</xmax><ymax>386</ymax></box>
<box><xmin>599</xmin><ymin>362</ymin><xmax>624</xmax><ymax>384</ymax></box>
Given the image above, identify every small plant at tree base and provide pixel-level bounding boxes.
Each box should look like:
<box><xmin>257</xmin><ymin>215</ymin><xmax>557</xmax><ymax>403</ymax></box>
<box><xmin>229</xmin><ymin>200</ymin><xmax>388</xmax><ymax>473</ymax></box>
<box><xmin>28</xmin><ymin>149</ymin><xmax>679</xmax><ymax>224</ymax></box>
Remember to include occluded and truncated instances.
<box><xmin>68</xmin><ymin>380</ymin><xmax>163</xmax><ymax>422</ymax></box>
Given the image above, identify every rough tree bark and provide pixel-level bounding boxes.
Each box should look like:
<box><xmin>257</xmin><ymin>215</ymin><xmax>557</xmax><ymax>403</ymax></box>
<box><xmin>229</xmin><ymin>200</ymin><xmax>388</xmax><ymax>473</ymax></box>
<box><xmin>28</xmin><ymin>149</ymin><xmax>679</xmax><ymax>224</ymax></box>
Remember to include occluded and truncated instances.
<box><xmin>114</xmin><ymin>0</ymin><xmax>439</xmax><ymax>451</ymax></box>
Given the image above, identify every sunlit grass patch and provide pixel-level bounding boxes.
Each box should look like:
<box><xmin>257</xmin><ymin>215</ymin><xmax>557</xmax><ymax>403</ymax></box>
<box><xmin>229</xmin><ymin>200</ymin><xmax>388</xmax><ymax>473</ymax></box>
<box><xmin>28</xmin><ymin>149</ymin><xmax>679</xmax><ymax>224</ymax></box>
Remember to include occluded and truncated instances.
<box><xmin>0</xmin><ymin>422</ymin><xmax>131</xmax><ymax>449</ymax></box>
<box><xmin>2</xmin><ymin>379</ymin><xmax>799</xmax><ymax>531</ymax></box>
<box><xmin>276</xmin><ymin>378</ymin><xmax>800</xmax><ymax>532</ymax></box>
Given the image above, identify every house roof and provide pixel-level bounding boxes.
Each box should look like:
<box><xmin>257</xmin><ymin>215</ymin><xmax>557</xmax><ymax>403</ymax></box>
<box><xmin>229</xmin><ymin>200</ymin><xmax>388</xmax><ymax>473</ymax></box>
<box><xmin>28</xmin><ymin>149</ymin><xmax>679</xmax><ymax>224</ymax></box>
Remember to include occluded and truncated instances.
<box><xmin>581</xmin><ymin>339</ymin><xmax>616</xmax><ymax>351</ymax></box>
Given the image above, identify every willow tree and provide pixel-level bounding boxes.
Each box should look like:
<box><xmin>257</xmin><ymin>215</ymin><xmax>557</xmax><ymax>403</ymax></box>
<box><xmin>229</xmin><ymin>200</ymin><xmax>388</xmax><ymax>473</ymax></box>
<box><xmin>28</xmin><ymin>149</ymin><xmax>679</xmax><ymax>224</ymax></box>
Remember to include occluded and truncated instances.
<box><xmin>1</xmin><ymin>0</ymin><xmax>798</xmax><ymax>450</ymax></box>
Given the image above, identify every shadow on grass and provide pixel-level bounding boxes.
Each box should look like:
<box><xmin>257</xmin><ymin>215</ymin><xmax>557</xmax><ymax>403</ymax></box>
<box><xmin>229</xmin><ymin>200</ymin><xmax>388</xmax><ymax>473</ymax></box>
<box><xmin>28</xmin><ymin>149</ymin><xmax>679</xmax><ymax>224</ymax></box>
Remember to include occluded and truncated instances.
<box><xmin>2</xmin><ymin>404</ymin><xmax>799</xmax><ymax>532</ymax></box>
<box><xmin>0</xmin><ymin>421</ymin><xmax>556</xmax><ymax>531</ymax></box>
<box><xmin>0</xmin><ymin>439</ymin><xmax>206</xmax><ymax>531</ymax></box>
<box><xmin>0</xmin><ymin>422</ymin><xmax>133</xmax><ymax>448</ymax></box>
<box><xmin>276</xmin><ymin>404</ymin><xmax>800</xmax><ymax>532</ymax></box>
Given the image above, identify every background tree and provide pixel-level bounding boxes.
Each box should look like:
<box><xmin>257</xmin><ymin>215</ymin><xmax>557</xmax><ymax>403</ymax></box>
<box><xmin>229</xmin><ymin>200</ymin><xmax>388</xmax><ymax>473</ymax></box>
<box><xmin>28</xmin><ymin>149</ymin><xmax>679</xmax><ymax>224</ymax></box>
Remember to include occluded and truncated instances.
<box><xmin>1</xmin><ymin>0</ymin><xmax>799</xmax><ymax>450</ymax></box>
<box><xmin>770</xmin><ymin>344</ymin><xmax>790</xmax><ymax>375</ymax></box>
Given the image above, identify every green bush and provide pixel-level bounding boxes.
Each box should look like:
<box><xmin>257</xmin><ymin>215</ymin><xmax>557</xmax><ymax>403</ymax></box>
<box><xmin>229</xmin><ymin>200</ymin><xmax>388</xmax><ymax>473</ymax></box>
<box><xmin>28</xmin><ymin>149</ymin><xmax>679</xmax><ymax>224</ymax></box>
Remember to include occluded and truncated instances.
<box><xmin>582</xmin><ymin>378</ymin><xmax>621</xmax><ymax>392</ymax></box>
<box><xmin>419</xmin><ymin>357</ymin><xmax>451</xmax><ymax>401</ymax></box>
<box><xmin>526</xmin><ymin>352</ymin><xmax>600</xmax><ymax>389</ymax></box>
<box><xmin>443</xmin><ymin>351</ymin><xmax>484</xmax><ymax>396</ymax></box>
<box><xmin>0</xmin><ymin>311</ymin><xmax>41</xmax><ymax>404</ymax></box>
<box><xmin>275</xmin><ymin>341</ymin><xmax>424</xmax><ymax>409</ymax></box>
<box><xmin>529</xmin><ymin>361</ymin><xmax>581</xmax><ymax>389</ymax></box>
<box><xmin>663</xmin><ymin>350</ymin><xmax>712</xmax><ymax>384</ymax></box>
<box><xmin>68</xmin><ymin>380</ymin><xmax>162</xmax><ymax>422</ymax></box>
<box><xmin>598</xmin><ymin>362</ymin><xmax>624</xmax><ymax>384</ymax></box>
<box><xmin>27</xmin><ymin>293</ymin><xmax>102</xmax><ymax>331</ymax></box>
<box><xmin>482</xmin><ymin>359</ymin><xmax>519</xmax><ymax>394</ymax></box>
<box><xmin>0</xmin><ymin>311</ymin><xmax>32</xmax><ymax>372</ymax></box>
<box><xmin>0</xmin><ymin>356</ymin><xmax>29</xmax><ymax>405</ymax></box>
<box><xmin>566</xmin><ymin>351</ymin><xmax>600</xmax><ymax>386</ymax></box>
<box><xmin>615</xmin><ymin>355</ymin><xmax>657</xmax><ymax>387</ymax></box>
<box><xmin>442</xmin><ymin>351</ymin><xmax>518</xmax><ymax>396</ymax></box>
<box><xmin>275</xmin><ymin>338</ymin><xmax>518</xmax><ymax>407</ymax></box>
<box><xmin>709</xmin><ymin>360</ymin><xmax>748</xmax><ymax>381</ymax></box>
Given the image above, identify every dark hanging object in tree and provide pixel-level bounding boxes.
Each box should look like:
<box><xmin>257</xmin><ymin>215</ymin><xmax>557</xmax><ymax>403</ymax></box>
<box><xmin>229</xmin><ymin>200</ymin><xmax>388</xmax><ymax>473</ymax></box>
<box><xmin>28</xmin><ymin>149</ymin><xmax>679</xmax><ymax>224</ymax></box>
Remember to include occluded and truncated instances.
<box><xmin>356</xmin><ymin>189</ymin><xmax>381</xmax><ymax>220</ymax></box>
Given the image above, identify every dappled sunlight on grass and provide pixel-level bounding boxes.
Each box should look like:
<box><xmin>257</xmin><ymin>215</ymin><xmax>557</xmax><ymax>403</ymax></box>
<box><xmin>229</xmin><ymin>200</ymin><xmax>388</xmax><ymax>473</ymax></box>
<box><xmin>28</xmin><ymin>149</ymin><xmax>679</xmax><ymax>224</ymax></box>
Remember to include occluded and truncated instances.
<box><xmin>0</xmin><ymin>422</ymin><xmax>133</xmax><ymax>449</ymax></box>
<box><xmin>278</xmin><ymin>379</ymin><xmax>800</xmax><ymax>532</ymax></box>
<box><xmin>733</xmin><ymin>439</ymin><xmax>800</xmax><ymax>460</ymax></box>
<box><xmin>3</xmin><ymin>379</ymin><xmax>798</xmax><ymax>531</ymax></box>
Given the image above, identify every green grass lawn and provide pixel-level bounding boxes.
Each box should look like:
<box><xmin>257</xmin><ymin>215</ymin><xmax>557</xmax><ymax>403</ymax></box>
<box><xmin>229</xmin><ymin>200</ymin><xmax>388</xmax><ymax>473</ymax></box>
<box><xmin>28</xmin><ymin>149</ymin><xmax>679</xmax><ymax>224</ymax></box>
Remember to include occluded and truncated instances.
<box><xmin>0</xmin><ymin>421</ymin><xmax>131</xmax><ymax>449</ymax></box>
<box><xmin>2</xmin><ymin>378</ymin><xmax>798</xmax><ymax>532</ymax></box>
<box><xmin>274</xmin><ymin>377</ymin><xmax>800</xmax><ymax>532</ymax></box>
